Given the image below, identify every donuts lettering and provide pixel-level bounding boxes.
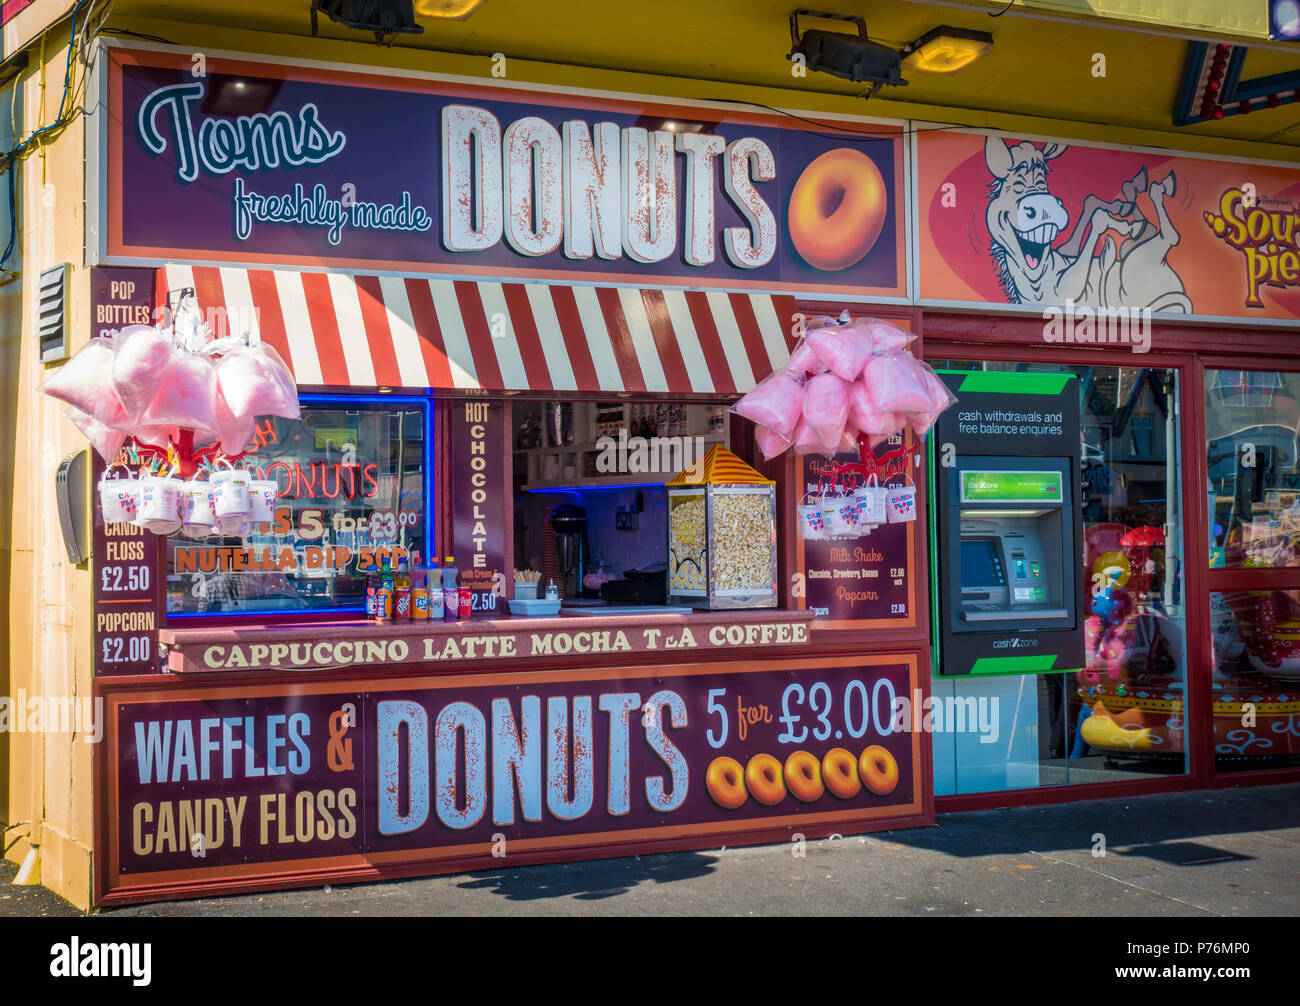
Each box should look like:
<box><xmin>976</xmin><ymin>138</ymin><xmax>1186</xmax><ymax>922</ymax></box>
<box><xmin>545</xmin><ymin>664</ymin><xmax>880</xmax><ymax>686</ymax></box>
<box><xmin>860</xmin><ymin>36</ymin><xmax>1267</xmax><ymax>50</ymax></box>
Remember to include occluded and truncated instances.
<box><xmin>706</xmin><ymin>756</ymin><xmax>748</xmax><ymax>810</ymax></box>
<box><xmin>821</xmin><ymin>747</ymin><xmax>862</xmax><ymax>799</ymax></box>
<box><xmin>787</xmin><ymin>147</ymin><xmax>888</xmax><ymax>272</ymax></box>
<box><xmin>745</xmin><ymin>753</ymin><xmax>787</xmax><ymax>806</ymax></box>
<box><xmin>859</xmin><ymin>745</ymin><xmax>899</xmax><ymax>796</ymax></box>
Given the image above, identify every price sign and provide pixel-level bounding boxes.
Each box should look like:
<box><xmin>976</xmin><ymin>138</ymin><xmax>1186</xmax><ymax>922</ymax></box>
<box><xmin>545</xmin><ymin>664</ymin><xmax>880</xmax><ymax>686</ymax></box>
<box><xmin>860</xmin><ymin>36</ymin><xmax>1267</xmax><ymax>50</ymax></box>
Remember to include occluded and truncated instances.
<box><xmin>796</xmin><ymin>450</ymin><xmax>914</xmax><ymax>628</ymax></box>
<box><xmin>450</xmin><ymin>400</ymin><xmax>507</xmax><ymax>614</ymax></box>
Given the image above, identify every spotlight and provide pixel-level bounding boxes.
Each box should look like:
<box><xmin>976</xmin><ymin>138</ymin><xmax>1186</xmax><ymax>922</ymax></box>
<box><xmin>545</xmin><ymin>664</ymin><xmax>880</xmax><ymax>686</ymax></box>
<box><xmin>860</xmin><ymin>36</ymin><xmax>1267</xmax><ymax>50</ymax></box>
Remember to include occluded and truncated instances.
<box><xmin>415</xmin><ymin>0</ymin><xmax>484</xmax><ymax>17</ymax></box>
<box><xmin>311</xmin><ymin>0</ymin><xmax>423</xmax><ymax>44</ymax></box>
<box><xmin>788</xmin><ymin>9</ymin><xmax>907</xmax><ymax>93</ymax></box>
<box><xmin>901</xmin><ymin>25</ymin><xmax>994</xmax><ymax>75</ymax></box>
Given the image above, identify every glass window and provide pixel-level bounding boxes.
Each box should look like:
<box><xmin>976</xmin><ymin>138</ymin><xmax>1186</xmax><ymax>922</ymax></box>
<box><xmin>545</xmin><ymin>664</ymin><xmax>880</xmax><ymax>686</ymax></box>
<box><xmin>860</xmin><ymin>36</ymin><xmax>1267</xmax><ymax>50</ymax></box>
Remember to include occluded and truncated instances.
<box><xmin>931</xmin><ymin>362</ymin><xmax>1188</xmax><ymax>794</ymax></box>
<box><xmin>166</xmin><ymin>397</ymin><xmax>430</xmax><ymax>615</ymax></box>
<box><xmin>1210</xmin><ymin>590</ymin><xmax>1300</xmax><ymax>771</ymax></box>
<box><xmin>1206</xmin><ymin>369</ymin><xmax>1300</xmax><ymax>568</ymax></box>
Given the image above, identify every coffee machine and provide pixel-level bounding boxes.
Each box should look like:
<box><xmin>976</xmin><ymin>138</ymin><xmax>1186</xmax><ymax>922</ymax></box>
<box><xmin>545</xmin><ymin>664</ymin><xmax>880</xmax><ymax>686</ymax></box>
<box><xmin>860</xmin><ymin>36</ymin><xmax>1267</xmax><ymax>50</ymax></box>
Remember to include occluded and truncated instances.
<box><xmin>548</xmin><ymin>504</ymin><xmax>591</xmax><ymax>599</ymax></box>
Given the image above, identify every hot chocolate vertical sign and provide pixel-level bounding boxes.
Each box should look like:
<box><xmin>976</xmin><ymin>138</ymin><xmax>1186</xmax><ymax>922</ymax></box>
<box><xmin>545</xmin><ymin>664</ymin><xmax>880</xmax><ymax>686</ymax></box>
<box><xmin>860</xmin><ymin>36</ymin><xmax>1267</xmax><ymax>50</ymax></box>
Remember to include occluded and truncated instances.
<box><xmin>450</xmin><ymin>400</ymin><xmax>506</xmax><ymax>614</ymax></box>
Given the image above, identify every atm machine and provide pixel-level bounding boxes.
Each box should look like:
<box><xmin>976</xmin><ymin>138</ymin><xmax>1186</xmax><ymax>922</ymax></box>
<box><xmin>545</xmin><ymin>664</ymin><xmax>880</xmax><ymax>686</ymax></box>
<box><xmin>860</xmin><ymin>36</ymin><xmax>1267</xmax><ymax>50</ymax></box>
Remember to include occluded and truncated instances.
<box><xmin>932</xmin><ymin>371</ymin><xmax>1084</xmax><ymax>676</ymax></box>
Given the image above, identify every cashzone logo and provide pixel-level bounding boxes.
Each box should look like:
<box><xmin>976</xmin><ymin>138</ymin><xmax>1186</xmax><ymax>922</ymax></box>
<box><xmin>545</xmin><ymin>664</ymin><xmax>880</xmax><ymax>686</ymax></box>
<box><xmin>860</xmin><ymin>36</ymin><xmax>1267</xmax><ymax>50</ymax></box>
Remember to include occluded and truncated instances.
<box><xmin>959</xmin><ymin>470</ymin><xmax>1063</xmax><ymax>504</ymax></box>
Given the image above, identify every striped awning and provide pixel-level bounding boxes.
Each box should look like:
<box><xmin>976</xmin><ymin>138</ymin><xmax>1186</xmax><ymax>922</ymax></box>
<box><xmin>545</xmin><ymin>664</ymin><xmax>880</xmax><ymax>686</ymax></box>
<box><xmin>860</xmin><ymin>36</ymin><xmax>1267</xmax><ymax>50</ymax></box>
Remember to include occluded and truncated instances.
<box><xmin>158</xmin><ymin>265</ymin><xmax>798</xmax><ymax>396</ymax></box>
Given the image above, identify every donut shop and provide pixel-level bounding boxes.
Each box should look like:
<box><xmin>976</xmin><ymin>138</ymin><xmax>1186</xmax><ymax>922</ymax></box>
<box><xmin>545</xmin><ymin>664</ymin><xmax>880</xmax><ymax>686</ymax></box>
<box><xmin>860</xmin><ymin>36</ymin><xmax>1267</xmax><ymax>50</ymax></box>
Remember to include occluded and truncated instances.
<box><xmin>12</xmin><ymin>12</ymin><xmax>1300</xmax><ymax>909</ymax></box>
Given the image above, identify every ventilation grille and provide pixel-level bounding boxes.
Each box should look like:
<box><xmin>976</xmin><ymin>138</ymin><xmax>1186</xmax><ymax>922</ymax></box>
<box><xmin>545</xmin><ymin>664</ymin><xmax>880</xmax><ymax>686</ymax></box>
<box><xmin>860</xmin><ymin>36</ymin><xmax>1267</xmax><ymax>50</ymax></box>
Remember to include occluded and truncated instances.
<box><xmin>37</xmin><ymin>262</ymin><xmax>70</xmax><ymax>363</ymax></box>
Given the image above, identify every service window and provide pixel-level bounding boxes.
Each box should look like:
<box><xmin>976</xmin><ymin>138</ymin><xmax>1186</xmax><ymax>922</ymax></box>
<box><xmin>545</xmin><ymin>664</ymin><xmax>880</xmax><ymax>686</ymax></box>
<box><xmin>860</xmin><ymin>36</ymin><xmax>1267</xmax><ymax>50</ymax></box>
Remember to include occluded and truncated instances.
<box><xmin>165</xmin><ymin>396</ymin><xmax>431</xmax><ymax>616</ymax></box>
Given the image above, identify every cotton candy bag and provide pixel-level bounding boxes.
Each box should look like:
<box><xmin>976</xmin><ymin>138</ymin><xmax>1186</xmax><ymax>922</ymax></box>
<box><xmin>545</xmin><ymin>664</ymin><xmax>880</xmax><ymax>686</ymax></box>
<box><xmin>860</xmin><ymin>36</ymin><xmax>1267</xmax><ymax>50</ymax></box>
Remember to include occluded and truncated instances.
<box><xmin>907</xmin><ymin>365</ymin><xmax>959</xmax><ymax>439</ymax></box>
<box><xmin>732</xmin><ymin>372</ymin><xmax>804</xmax><ymax>440</ymax></box>
<box><xmin>111</xmin><ymin>325</ymin><xmax>174</xmax><ymax>419</ymax></box>
<box><xmin>783</xmin><ymin>340</ymin><xmax>828</xmax><ymax>379</ymax></box>
<box><xmin>40</xmin><ymin>337</ymin><xmax>131</xmax><ymax>428</ymax></box>
<box><xmin>863</xmin><ymin>320</ymin><xmax>917</xmax><ymax>353</ymax></box>
<box><xmin>139</xmin><ymin>348</ymin><xmax>219</xmax><ymax>437</ymax></box>
<box><xmin>64</xmin><ymin>407</ymin><xmax>127</xmax><ymax>464</ymax></box>
<box><xmin>801</xmin><ymin>373</ymin><xmax>850</xmax><ymax>451</ymax></box>
<box><xmin>863</xmin><ymin>352</ymin><xmax>933</xmax><ymax>414</ymax></box>
<box><xmin>754</xmin><ymin>425</ymin><xmax>793</xmax><ymax>461</ymax></box>
<box><xmin>216</xmin><ymin>344</ymin><xmax>299</xmax><ymax>422</ymax></box>
<box><xmin>847</xmin><ymin>380</ymin><xmax>903</xmax><ymax>437</ymax></box>
<box><xmin>807</xmin><ymin>322</ymin><xmax>874</xmax><ymax>381</ymax></box>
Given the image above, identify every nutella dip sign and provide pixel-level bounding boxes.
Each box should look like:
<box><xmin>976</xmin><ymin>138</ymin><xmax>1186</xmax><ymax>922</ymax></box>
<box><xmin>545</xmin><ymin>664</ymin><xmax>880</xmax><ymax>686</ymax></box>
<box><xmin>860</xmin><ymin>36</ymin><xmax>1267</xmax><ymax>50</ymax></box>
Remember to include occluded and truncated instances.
<box><xmin>103</xmin><ymin>46</ymin><xmax>904</xmax><ymax>297</ymax></box>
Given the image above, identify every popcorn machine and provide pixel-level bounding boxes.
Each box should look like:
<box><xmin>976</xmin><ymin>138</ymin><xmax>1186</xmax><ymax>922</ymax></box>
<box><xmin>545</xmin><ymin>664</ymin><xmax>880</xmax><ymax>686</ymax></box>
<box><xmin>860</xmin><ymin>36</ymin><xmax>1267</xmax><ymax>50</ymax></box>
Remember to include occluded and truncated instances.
<box><xmin>666</xmin><ymin>445</ymin><xmax>777</xmax><ymax>610</ymax></box>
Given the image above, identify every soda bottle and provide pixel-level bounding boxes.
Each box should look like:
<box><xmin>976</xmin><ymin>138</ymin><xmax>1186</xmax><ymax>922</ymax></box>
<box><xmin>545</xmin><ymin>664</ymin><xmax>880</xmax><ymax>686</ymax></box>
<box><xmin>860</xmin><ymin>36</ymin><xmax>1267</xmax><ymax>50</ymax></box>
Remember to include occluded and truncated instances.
<box><xmin>442</xmin><ymin>555</ymin><xmax>459</xmax><ymax>620</ymax></box>
<box><xmin>364</xmin><ymin>563</ymin><xmax>380</xmax><ymax>620</ymax></box>
<box><xmin>411</xmin><ymin>552</ymin><xmax>429</xmax><ymax>620</ymax></box>
<box><xmin>377</xmin><ymin>557</ymin><xmax>394</xmax><ymax>622</ymax></box>
<box><xmin>394</xmin><ymin>558</ymin><xmax>412</xmax><ymax>620</ymax></box>
<box><xmin>427</xmin><ymin>559</ymin><xmax>443</xmax><ymax>619</ymax></box>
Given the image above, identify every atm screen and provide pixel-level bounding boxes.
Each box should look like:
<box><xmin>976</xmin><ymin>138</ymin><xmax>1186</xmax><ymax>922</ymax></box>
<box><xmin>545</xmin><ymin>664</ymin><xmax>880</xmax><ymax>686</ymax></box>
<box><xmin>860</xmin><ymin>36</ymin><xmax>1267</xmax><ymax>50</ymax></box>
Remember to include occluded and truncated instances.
<box><xmin>961</xmin><ymin>539</ymin><xmax>1002</xmax><ymax>588</ymax></box>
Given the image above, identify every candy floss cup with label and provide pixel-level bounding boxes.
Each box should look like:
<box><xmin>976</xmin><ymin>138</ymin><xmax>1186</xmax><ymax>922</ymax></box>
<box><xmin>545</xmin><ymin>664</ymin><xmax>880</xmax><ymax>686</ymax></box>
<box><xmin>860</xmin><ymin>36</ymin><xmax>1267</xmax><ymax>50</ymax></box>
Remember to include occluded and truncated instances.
<box><xmin>98</xmin><ymin>463</ymin><xmax>140</xmax><ymax>524</ymax></box>
<box><xmin>137</xmin><ymin>467</ymin><xmax>185</xmax><ymax>534</ymax></box>
<box><xmin>180</xmin><ymin>470</ymin><xmax>218</xmax><ymax>539</ymax></box>
<box><xmin>211</xmin><ymin>463</ymin><xmax>252</xmax><ymax>535</ymax></box>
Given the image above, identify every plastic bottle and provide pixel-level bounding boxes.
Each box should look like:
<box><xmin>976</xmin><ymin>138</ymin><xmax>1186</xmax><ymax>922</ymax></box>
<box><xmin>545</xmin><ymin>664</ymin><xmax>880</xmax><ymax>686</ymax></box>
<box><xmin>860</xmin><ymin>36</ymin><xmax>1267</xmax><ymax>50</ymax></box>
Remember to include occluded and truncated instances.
<box><xmin>442</xmin><ymin>555</ymin><xmax>459</xmax><ymax>619</ymax></box>
<box><xmin>427</xmin><ymin>559</ymin><xmax>443</xmax><ymax>619</ymax></box>
<box><xmin>394</xmin><ymin>558</ymin><xmax>412</xmax><ymax>620</ymax></box>
<box><xmin>377</xmin><ymin>557</ymin><xmax>394</xmax><ymax>623</ymax></box>
<box><xmin>411</xmin><ymin>552</ymin><xmax>429</xmax><ymax>620</ymax></box>
<box><xmin>364</xmin><ymin>563</ymin><xmax>380</xmax><ymax>621</ymax></box>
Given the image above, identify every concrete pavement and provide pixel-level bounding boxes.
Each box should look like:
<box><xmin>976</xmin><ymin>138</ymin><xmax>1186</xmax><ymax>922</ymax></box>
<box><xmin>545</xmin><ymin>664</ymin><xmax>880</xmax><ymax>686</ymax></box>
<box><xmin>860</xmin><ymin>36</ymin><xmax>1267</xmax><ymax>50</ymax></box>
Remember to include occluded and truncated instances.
<box><xmin>5</xmin><ymin>783</ymin><xmax>1297</xmax><ymax>916</ymax></box>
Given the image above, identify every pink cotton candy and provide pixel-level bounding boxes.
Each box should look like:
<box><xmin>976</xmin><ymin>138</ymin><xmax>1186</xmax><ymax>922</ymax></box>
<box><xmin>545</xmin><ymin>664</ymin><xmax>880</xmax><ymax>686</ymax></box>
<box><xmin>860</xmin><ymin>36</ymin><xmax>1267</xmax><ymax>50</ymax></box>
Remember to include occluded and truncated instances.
<box><xmin>784</xmin><ymin>340</ymin><xmax>827</xmax><ymax>379</ymax></box>
<box><xmin>755</xmin><ymin>425</ymin><xmax>793</xmax><ymax>460</ymax></box>
<box><xmin>40</xmin><ymin>338</ymin><xmax>131</xmax><ymax>428</ymax></box>
<box><xmin>863</xmin><ymin>352</ymin><xmax>933</xmax><ymax>413</ymax></box>
<box><xmin>906</xmin><ymin>365</ymin><xmax>958</xmax><ymax>440</ymax></box>
<box><xmin>732</xmin><ymin>372</ymin><xmax>805</xmax><ymax>440</ymax></box>
<box><xmin>139</xmin><ymin>351</ymin><xmax>219</xmax><ymax>436</ymax></box>
<box><xmin>258</xmin><ymin>343</ymin><xmax>301</xmax><ymax>420</ymax></box>
<box><xmin>808</xmin><ymin>324</ymin><xmax>874</xmax><ymax>381</ymax></box>
<box><xmin>209</xmin><ymin>387</ymin><xmax>257</xmax><ymax>456</ymax></box>
<box><xmin>802</xmin><ymin>372</ymin><xmax>850</xmax><ymax>451</ymax></box>
<box><xmin>847</xmin><ymin>380</ymin><xmax>903</xmax><ymax>436</ymax></box>
<box><xmin>65</xmin><ymin>407</ymin><xmax>127</xmax><ymax>464</ymax></box>
<box><xmin>793</xmin><ymin>418</ymin><xmax>832</xmax><ymax>457</ymax></box>
<box><xmin>112</xmin><ymin>325</ymin><xmax>174</xmax><ymax>419</ymax></box>
<box><xmin>863</xmin><ymin>319</ymin><xmax>916</xmax><ymax>353</ymax></box>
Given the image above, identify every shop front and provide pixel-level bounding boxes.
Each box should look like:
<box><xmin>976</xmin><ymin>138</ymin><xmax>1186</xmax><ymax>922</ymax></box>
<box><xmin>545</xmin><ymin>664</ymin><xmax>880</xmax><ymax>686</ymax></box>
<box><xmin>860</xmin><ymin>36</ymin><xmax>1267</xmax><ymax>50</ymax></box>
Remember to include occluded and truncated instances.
<box><xmin>916</xmin><ymin>129</ymin><xmax>1300</xmax><ymax>805</ymax></box>
<box><xmin>82</xmin><ymin>42</ymin><xmax>929</xmax><ymax>905</ymax></box>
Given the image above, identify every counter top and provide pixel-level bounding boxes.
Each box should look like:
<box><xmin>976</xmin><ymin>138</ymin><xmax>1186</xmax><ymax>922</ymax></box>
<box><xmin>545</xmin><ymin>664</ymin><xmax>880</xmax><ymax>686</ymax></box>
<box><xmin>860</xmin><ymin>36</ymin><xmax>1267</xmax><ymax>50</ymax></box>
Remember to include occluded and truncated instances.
<box><xmin>159</xmin><ymin>608</ymin><xmax>815</xmax><ymax>674</ymax></box>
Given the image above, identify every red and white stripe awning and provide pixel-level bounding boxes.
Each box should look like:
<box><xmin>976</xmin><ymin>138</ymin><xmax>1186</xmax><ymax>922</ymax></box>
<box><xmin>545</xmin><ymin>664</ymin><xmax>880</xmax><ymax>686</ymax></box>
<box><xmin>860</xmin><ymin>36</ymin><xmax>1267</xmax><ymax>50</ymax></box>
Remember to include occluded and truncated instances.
<box><xmin>158</xmin><ymin>265</ymin><xmax>798</xmax><ymax>396</ymax></box>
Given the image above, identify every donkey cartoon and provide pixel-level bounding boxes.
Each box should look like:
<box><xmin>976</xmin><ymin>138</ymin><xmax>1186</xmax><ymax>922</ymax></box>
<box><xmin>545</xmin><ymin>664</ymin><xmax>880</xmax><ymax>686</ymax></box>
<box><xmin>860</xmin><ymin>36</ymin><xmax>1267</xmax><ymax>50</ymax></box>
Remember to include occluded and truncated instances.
<box><xmin>984</xmin><ymin>136</ymin><xmax>1192</xmax><ymax>314</ymax></box>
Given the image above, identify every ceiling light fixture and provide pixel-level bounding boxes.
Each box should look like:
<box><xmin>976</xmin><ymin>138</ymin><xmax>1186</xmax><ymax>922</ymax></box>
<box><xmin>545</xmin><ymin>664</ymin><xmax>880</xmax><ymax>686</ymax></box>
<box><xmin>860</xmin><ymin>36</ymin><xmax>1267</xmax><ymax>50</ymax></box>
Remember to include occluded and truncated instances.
<box><xmin>901</xmin><ymin>25</ymin><xmax>994</xmax><ymax>75</ymax></box>
<box><xmin>311</xmin><ymin>0</ymin><xmax>424</xmax><ymax>44</ymax></box>
<box><xmin>788</xmin><ymin>9</ymin><xmax>907</xmax><ymax>93</ymax></box>
<box><xmin>414</xmin><ymin>0</ymin><xmax>485</xmax><ymax>18</ymax></box>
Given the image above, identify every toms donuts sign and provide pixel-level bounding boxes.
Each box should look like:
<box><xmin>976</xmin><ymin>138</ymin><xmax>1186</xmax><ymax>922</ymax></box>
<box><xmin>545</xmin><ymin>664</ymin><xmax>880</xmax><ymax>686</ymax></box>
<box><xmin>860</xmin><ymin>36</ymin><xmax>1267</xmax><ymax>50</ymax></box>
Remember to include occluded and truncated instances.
<box><xmin>101</xmin><ymin>45</ymin><xmax>904</xmax><ymax>297</ymax></box>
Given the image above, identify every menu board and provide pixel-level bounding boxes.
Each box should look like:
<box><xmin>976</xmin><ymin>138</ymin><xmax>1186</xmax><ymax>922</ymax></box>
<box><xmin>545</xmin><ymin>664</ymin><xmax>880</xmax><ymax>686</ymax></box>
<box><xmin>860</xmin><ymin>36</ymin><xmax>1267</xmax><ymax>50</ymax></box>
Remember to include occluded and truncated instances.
<box><xmin>100</xmin><ymin>654</ymin><xmax>923</xmax><ymax>900</ymax></box>
<box><xmin>91</xmin><ymin>269</ymin><xmax>165</xmax><ymax>676</ymax></box>
<box><xmin>449</xmin><ymin>400</ymin><xmax>507</xmax><ymax>615</ymax></box>
<box><xmin>93</xmin><ymin>459</ymin><xmax>165</xmax><ymax>677</ymax></box>
<box><xmin>796</xmin><ymin>445</ymin><xmax>914</xmax><ymax>628</ymax></box>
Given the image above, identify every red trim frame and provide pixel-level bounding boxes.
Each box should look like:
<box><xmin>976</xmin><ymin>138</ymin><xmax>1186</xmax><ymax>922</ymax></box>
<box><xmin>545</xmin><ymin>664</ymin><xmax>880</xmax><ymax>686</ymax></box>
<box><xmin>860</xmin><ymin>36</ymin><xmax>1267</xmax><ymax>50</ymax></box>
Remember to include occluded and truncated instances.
<box><xmin>923</xmin><ymin>311</ymin><xmax>1300</xmax><ymax>811</ymax></box>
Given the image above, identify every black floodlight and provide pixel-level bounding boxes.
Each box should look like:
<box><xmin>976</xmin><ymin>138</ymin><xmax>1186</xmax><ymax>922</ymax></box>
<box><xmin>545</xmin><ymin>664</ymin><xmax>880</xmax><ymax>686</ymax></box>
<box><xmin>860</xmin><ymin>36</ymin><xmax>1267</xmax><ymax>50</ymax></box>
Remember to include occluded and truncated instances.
<box><xmin>311</xmin><ymin>0</ymin><xmax>424</xmax><ymax>44</ymax></box>
<box><xmin>788</xmin><ymin>9</ymin><xmax>907</xmax><ymax>92</ymax></box>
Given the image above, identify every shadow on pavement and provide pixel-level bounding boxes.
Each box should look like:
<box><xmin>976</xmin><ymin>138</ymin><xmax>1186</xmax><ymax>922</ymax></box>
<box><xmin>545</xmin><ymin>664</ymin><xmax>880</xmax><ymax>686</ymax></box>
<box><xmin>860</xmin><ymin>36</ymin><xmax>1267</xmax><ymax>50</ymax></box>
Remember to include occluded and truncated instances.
<box><xmin>454</xmin><ymin>850</ymin><xmax>718</xmax><ymax>902</ymax></box>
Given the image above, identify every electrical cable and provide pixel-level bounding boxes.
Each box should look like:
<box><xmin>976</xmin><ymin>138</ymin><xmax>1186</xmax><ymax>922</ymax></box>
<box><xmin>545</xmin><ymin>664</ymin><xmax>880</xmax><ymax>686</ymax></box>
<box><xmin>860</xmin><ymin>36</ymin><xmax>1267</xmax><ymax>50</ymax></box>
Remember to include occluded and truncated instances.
<box><xmin>0</xmin><ymin>0</ymin><xmax>95</xmax><ymax>268</ymax></box>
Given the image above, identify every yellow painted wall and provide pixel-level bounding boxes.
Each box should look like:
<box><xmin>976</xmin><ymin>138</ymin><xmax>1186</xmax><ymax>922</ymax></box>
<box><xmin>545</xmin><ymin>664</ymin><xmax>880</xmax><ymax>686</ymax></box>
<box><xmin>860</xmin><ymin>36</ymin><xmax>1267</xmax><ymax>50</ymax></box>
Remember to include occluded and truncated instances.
<box><xmin>4</xmin><ymin>19</ymin><xmax>95</xmax><ymax>909</ymax></box>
